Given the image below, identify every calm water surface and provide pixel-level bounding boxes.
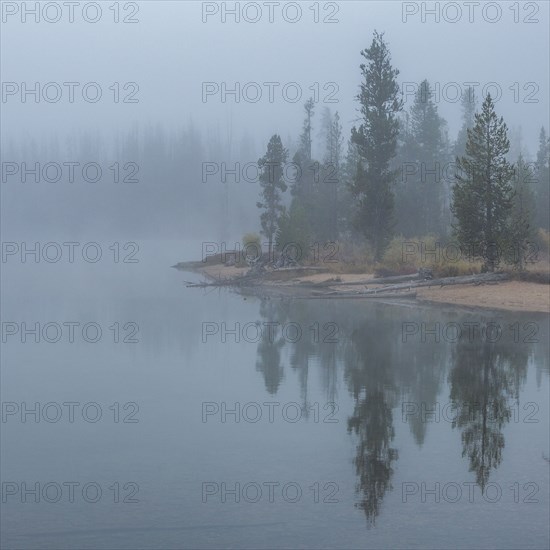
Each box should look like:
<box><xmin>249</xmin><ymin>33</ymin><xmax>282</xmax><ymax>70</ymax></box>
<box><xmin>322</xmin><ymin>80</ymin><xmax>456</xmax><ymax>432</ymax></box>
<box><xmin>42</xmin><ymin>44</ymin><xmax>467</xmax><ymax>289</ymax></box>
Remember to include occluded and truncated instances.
<box><xmin>1</xmin><ymin>243</ymin><xmax>549</xmax><ymax>549</ymax></box>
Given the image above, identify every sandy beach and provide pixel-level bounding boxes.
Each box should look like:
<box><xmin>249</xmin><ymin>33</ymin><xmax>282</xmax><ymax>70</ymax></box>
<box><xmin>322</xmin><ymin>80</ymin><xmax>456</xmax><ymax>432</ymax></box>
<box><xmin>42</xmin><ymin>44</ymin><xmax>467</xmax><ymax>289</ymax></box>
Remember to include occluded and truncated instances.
<box><xmin>180</xmin><ymin>262</ymin><xmax>550</xmax><ymax>314</ymax></box>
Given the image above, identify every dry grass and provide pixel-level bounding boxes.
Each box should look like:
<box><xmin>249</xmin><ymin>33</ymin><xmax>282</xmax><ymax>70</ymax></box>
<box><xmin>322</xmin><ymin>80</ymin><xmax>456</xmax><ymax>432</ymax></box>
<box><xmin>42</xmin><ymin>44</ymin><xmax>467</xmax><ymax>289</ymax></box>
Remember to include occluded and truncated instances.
<box><xmin>306</xmin><ymin>240</ymin><xmax>373</xmax><ymax>274</ymax></box>
<box><xmin>190</xmin><ymin>231</ymin><xmax>550</xmax><ymax>282</ymax></box>
<box><xmin>380</xmin><ymin>235</ymin><xmax>483</xmax><ymax>277</ymax></box>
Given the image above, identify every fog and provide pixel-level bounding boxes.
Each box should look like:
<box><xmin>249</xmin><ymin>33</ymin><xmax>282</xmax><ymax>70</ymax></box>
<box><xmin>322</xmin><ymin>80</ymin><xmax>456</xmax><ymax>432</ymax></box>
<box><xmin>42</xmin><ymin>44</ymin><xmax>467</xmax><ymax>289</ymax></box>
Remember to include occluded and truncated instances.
<box><xmin>2</xmin><ymin>1</ymin><xmax>549</xmax><ymax>242</ymax></box>
<box><xmin>2</xmin><ymin>3</ymin><xmax>549</xmax><ymax>549</ymax></box>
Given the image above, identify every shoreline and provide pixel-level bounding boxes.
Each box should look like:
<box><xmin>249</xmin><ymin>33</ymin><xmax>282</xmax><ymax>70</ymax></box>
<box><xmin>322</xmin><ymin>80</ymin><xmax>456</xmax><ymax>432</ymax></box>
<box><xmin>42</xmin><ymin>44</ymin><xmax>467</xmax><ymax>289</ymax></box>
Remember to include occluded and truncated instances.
<box><xmin>174</xmin><ymin>261</ymin><xmax>550</xmax><ymax>314</ymax></box>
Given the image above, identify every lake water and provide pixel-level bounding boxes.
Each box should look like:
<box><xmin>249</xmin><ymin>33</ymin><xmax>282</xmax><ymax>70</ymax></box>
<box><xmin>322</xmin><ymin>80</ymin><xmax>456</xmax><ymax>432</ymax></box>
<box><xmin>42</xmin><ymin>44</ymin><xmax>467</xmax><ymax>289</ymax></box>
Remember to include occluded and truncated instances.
<box><xmin>1</xmin><ymin>241</ymin><xmax>549</xmax><ymax>549</ymax></box>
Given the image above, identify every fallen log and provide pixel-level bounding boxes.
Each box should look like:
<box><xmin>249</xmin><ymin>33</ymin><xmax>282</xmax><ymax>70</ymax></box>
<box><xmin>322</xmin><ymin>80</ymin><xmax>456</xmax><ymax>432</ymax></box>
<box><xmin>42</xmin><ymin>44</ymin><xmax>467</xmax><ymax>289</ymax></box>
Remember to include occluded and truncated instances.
<box><xmin>273</xmin><ymin>266</ymin><xmax>328</xmax><ymax>272</ymax></box>
<box><xmin>185</xmin><ymin>271</ymin><xmax>509</xmax><ymax>296</ymax></box>
<box><xmin>355</xmin><ymin>272</ymin><xmax>509</xmax><ymax>295</ymax></box>
<box><xmin>185</xmin><ymin>274</ymin><xmax>261</xmax><ymax>287</ymax></box>
<box><xmin>303</xmin><ymin>291</ymin><xmax>418</xmax><ymax>300</ymax></box>
<box><xmin>314</xmin><ymin>272</ymin><xmax>423</xmax><ymax>287</ymax></box>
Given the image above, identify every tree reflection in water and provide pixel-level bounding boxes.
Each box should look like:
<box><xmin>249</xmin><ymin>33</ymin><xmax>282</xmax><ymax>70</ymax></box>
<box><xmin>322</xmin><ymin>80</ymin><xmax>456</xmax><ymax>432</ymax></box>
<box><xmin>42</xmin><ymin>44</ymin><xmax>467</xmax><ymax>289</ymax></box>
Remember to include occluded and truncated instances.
<box><xmin>254</xmin><ymin>299</ymin><xmax>543</xmax><ymax>525</ymax></box>
<box><xmin>448</xmin><ymin>319</ymin><xmax>529</xmax><ymax>490</ymax></box>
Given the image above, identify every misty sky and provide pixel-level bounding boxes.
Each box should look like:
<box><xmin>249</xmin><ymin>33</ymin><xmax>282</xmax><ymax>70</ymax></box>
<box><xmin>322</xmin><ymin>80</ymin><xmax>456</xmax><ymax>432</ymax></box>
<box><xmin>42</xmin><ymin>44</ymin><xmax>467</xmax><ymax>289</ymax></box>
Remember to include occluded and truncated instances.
<box><xmin>2</xmin><ymin>1</ymin><xmax>549</xmax><ymax>156</ymax></box>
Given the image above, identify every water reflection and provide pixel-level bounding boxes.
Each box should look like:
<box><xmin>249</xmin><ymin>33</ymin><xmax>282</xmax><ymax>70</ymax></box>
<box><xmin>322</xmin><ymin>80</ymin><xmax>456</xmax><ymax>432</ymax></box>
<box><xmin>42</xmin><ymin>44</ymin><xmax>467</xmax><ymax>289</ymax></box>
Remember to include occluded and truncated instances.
<box><xmin>448</xmin><ymin>321</ymin><xmax>529</xmax><ymax>490</ymax></box>
<box><xmin>345</xmin><ymin>316</ymin><xmax>398</xmax><ymax>526</ymax></box>
<box><xmin>255</xmin><ymin>299</ymin><xmax>285</xmax><ymax>394</ymax></box>
<box><xmin>2</xmin><ymin>259</ymin><xmax>548</xmax><ymax>548</ymax></box>
<box><xmin>254</xmin><ymin>298</ymin><xmax>548</xmax><ymax>525</ymax></box>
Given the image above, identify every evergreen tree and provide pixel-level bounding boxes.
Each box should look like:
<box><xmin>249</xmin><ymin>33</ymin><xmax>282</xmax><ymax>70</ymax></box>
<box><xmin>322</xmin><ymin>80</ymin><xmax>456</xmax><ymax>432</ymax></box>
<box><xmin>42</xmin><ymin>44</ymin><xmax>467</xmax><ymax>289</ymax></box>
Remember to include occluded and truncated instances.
<box><xmin>507</xmin><ymin>126</ymin><xmax>525</xmax><ymax>163</ymax></box>
<box><xmin>329</xmin><ymin>111</ymin><xmax>344</xmax><ymax>239</ymax></box>
<box><xmin>321</xmin><ymin>108</ymin><xmax>343</xmax><ymax>167</ymax></box>
<box><xmin>287</xmin><ymin>100</ymin><xmax>338</xmax><ymax>246</ymax></box>
<box><xmin>276</xmin><ymin>201</ymin><xmax>311</xmax><ymax>261</ymax></box>
<box><xmin>291</xmin><ymin>100</ymin><xmax>317</xmax><ymax>219</ymax></box>
<box><xmin>320</xmin><ymin>107</ymin><xmax>333</xmax><ymax>160</ymax></box>
<box><xmin>507</xmin><ymin>154</ymin><xmax>536</xmax><ymax>270</ymax></box>
<box><xmin>320</xmin><ymin>109</ymin><xmax>344</xmax><ymax>239</ymax></box>
<box><xmin>535</xmin><ymin>126</ymin><xmax>550</xmax><ymax>231</ymax></box>
<box><xmin>257</xmin><ymin>135</ymin><xmax>288</xmax><ymax>258</ymax></box>
<box><xmin>394</xmin><ymin>80</ymin><xmax>449</xmax><ymax>236</ymax></box>
<box><xmin>339</xmin><ymin>137</ymin><xmax>362</xmax><ymax>237</ymax></box>
<box><xmin>300</xmin><ymin>97</ymin><xmax>315</xmax><ymax>163</ymax></box>
<box><xmin>452</xmin><ymin>95</ymin><xmax>515</xmax><ymax>272</ymax></box>
<box><xmin>392</xmin><ymin>114</ymin><xmax>415</xmax><ymax>235</ymax></box>
<box><xmin>453</xmin><ymin>86</ymin><xmax>477</xmax><ymax>158</ymax></box>
<box><xmin>287</xmin><ymin>148</ymin><xmax>316</xmax><ymax>246</ymax></box>
<box><xmin>351</xmin><ymin>31</ymin><xmax>403</xmax><ymax>259</ymax></box>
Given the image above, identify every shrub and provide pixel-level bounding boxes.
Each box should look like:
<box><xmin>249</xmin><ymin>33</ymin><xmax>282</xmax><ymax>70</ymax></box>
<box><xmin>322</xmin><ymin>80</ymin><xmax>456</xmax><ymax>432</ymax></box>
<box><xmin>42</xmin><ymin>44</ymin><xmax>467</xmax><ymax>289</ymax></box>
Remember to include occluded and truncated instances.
<box><xmin>433</xmin><ymin>259</ymin><xmax>482</xmax><ymax>277</ymax></box>
<box><xmin>242</xmin><ymin>232</ymin><xmax>261</xmax><ymax>250</ymax></box>
<box><xmin>275</xmin><ymin>203</ymin><xmax>310</xmax><ymax>262</ymax></box>
<box><xmin>379</xmin><ymin>235</ymin><xmax>417</xmax><ymax>275</ymax></box>
<box><xmin>380</xmin><ymin>235</ymin><xmax>482</xmax><ymax>277</ymax></box>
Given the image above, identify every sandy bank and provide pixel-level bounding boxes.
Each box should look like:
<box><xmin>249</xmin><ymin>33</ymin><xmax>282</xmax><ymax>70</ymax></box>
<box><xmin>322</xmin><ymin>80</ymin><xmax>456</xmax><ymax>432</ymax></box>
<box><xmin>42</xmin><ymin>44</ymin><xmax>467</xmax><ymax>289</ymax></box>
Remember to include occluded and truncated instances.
<box><xmin>179</xmin><ymin>262</ymin><xmax>549</xmax><ymax>314</ymax></box>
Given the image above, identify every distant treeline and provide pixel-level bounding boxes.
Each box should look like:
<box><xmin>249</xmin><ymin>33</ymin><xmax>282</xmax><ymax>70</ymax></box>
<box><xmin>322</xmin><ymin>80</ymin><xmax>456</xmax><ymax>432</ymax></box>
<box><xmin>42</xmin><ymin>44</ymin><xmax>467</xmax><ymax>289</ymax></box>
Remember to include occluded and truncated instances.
<box><xmin>3</xmin><ymin>33</ymin><xmax>549</xmax><ymax>256</ymax></box>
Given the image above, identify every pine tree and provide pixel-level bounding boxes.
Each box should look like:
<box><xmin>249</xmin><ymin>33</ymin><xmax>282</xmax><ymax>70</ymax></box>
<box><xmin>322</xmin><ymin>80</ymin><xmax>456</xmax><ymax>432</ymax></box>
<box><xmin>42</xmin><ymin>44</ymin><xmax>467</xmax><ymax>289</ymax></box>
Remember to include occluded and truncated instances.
<box><xmin>507</xmin><ymin>126</ymin><xmax>525</xmax><ymax>163</ymax></box>
<box><xmin>292</xmin><ymin>99</ymin><xmax>317</xmax><ymax>217</ymax></box>
<box><xmin>276</xmin><ymin>201</ymin><xmax>310</xmax><ymax>261</ymax></box>
<box><xmin>320</xmin><ymin>107</ymin><xmax>333</xmax><ymax>160</ymax></box>
<box><xmin>329</xmin><ymin>112</ymin><xmax>344</xmax><ymax>239</ymax></box>
<box><xmin>454</xmin><ymin>86</ymin><xmax>477</xmax><ymax>158</ymax></box>
<box><xmin>452</xmin><ymin>95</ymin><xmax>515</xmax><ymax>272</ymax></box>
<box><xmin>507</xmin><ymin>154</ymin><xmax>536</xmax><ymax>270</ymax></box>
<box><xmin>300</xmin><ymin>97</ymin><xmax>315</xmax><ymax>163</ymax></box>
<box><xmin>394</xmin><ymin>79</ymin><xmax>448</xmax><ymax>236</ymax></box>
<box><xmin>535</xmin><ymin>126</ymin><xmax>550</xmax><ymax>231</ymax></box>
<box><xmin>392</xmin><ymin>114</ymin><xmax>415</xmax><ymax>236</ymax></box>
<box><xmin>351</xmin><ymin>31</ymin><xmax>403</xmax><ymax>260</ymax></box>
<box><xmin>289</xmin><ymin>100</ymin><xmax>337</xmax><ymax>245</ymax></box>
<box><xmin>339</xmin><ymin>137</ymin><xmax>361</xmax><ymax>237</ymax></box>
<box><xmin>320</xmin><ymin>109</ymin><xmax>343</xmax><ymax>240</ymax></box>
<box><xmin>256</xmin><ymin>135</ymin><xmax>288</xmax><ymax>259</ymax></box>
<box><xmin>321</xmin><ymin>109</ymin><xmax>343</xmax><ymax>167</ymax></box>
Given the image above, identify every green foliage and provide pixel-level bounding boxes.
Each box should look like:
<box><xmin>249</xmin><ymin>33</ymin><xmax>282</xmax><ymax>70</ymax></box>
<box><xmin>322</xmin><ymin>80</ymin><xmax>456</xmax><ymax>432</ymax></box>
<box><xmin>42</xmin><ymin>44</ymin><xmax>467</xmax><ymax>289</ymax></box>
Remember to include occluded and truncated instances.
<box><xmin>242</xmin><ymin>232</ymin><xmax>262</xmax><ymax>262</ymax></box>
<box><xmin>242</xmin><ymin>232</ymin><xmax>261</xmax><ymax>248</ymax></box>
<box><xmin>320</xmin><ymin>109</ymin><xmax>344</xmax><ymax>240</ymax></box>
<box><xmin>453</xmin><ymin>86</ymin><xmax>477</xmax><ymax>159</ymax></box>
<box><xmin>505</xmin><ymin>155</ymin><xmax>537</xmax><ymax>270</ymax></box>
<box><xmin>338</xmin><ymin>138</ymin><xmax>361</xmax><ymax>237</ymax></box>
<box><xmin>535</xmin><ymin>126</ymin><xmax>550</xmax><ymax>231</ymax></box>
<box><xmin>452</xmin><ymin>94</ymin><xmax>515</xmax><ymax>271</ymax></box>
<box><xmin>380</xmin><ymin>235</ymin><xmax>416</xmax><ymax>273</ymax></box>
<box><xmin>275</xmin><ymin>202</ymin><xmax>311</xmax><ymax>261</ymax></box>
<box><xmin>394</xmin><ymin>79</ymin><xmax>450</xmax><ymax>237</ymax></box>
<box><xmin>256</xmin><ymin>134</ymin><xmax>288</xmax><ymax>256</ymax></box>
<box><xmin>288</xmin><ymin>103</ymin><xmax>344</xmax><ymax>246</ymax></box>
<box><xmin>300</xmin><ymin>98</ymin><xmax>315</xmax><ymax>162</ymax></box>
<box><xmin>351</xmin><ymin>31</ymin><xmax>403</xmax><ymax>260</ymax></box>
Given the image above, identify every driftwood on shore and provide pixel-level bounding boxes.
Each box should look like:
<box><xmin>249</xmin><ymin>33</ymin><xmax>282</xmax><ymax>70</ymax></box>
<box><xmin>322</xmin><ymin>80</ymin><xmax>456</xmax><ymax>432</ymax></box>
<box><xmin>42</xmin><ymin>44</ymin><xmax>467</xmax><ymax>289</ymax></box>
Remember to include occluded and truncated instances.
<box><xmin>184</xmin><ymin>266</ymin><xmax>510</xmax><ymax>302</ymax></box>
<box><xmin>305</xmin><ymin>291</ymin><xmax>418</xmax><ymax>300</ymax></box>
<box><xmin>185</xmin><ymin>274</ymin><xmax>259</xmax><ymax>288</ymax></box>
<box><xmin>309</xmin><ymin>273</ymin><xmax>510</xmax><ymax>301</ymax></box>
<box><xmin>316</xmin><ymin>272</ymin><xmax>425</xmax><ymax>287</ymax></box>
<box><xmin>361</xmin><ymin>272</ymin><xmax>509</xmax><ymax>294</ymax></box>
<box><xmin>184</xmin><ymin>266</ymin><xmax>329</xmax><ymax>288</ymax></box>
